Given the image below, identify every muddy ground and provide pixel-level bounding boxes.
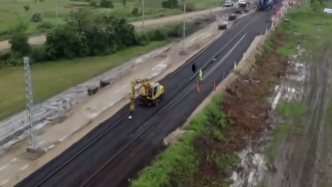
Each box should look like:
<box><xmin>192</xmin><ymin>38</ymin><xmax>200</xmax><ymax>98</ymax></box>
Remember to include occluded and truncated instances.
<box><xmin>266</xmin><ymin>35</ymin><xmax>332</xmax><ymax>187</ymax></box>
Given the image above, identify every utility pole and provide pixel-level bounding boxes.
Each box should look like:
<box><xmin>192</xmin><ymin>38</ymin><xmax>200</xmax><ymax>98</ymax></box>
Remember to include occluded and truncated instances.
<box><xmin>142</xmin><ymin>0</ymin><xmax>145</xmax><ymax>29</ymax></box>
<box><xmin>23</xmin><ymin>57</ymin><xmax>38</xmax><ymax>151</ymax></box>
<box><xmin>182</xmin><ymin>2</ymin><xmax>186</xmax><ymax>50</ymax></box>
<box><xmin>55</xmin><ymin>0</ymin><xmax>58</xmax><ymax>26</ymax></box>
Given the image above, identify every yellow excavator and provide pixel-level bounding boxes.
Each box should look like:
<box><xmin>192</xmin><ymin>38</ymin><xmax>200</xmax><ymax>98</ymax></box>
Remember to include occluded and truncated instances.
<box><xmin>129</xmin><ymin>78</ymin><xmax>165</xmax><ymax>119</ymax></box>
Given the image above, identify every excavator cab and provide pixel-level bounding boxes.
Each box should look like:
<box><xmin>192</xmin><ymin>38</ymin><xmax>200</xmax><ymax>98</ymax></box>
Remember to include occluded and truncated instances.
<box><xmin>128</xmin><ymin>78</ymin><xmax>165</xmax><ymax>119</ymax></box>
<box><xmin>140</xmin><ymin>82</ymin><xmax>164</xmax><ymax>106</ymax></box>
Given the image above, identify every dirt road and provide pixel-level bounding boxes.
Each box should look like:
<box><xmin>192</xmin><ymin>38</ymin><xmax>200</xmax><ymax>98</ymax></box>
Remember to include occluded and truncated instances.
<box><xmin>267</xmin><ymin>43</ymin><xmax>332</xmax><ymax>187</ymax></box>
<box><xmin>0</xmin><ymin>7</ymin><xmax>225</xmax><ymax>51</ymax></box>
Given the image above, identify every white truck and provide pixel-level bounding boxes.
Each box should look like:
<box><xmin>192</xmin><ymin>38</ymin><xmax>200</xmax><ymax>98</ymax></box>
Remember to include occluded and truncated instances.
<box><xmin>238</xmin><ymin>0</ymin><xmax>247</xmax><ymax>7</ymax></box>
<box><xmin>224</xmin><ymin>0</ymin><xmax>234</xmax><ymax>7</ymax></box>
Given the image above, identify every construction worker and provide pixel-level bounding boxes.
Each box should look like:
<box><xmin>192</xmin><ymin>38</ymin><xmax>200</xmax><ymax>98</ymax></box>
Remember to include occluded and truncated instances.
<box><xmin>197</xmin><ymin>69</ymin><xmax>203</xmax><ymax>93</ymax></box>
<box><xmin>199</xmin><ymin>69</ymin><xmax>203</xmax><ymax>83</ymax></box>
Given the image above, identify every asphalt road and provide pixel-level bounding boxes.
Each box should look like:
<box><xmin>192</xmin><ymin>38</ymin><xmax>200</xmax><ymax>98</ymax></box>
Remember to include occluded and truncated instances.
<box><xmin>16</xmin><ymin>8</ymin><xmax>276</xmax><ymax>187</ymax></box>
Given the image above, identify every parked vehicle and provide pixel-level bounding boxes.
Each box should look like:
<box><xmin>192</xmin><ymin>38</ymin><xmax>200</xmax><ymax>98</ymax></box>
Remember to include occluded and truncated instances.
<box><xmin>238</xmin><ymin>0</ymin><xmax>247</xmax><ymax>7</ymax></box>
<box><xmin>224</xmin><ymin>0</ymin><xmax>234</xmax><ymax>7</ymax></box>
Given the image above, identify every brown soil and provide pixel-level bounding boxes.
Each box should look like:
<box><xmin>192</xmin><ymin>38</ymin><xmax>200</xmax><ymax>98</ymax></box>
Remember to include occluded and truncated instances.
<box><xmin>183</xmin><ymin>33</ymin><xmax>289</xmax><ymax>186</ymax></box>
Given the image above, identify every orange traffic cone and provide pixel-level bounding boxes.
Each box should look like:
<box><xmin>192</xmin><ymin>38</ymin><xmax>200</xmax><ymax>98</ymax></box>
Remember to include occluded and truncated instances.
<box><xmin>197</xmin><ymin>84</ymin><xmax>201</xmax><ymax>93</ymax></box>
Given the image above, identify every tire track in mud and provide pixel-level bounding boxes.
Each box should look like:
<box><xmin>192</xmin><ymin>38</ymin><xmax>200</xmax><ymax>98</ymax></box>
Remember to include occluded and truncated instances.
<box><xmin>270</xmin><ymin>44</ymin><xmax>332</xmax><ymax>187</ymax></box>
<box><xmin>311</xmin><ymin>44</ymin><xmax>332</xmax><ymax>187</ymax></box>
<box><xmin>299</xmin><ymin>44</ymin><xmax>332</xmax><ymax>187</ymax></box>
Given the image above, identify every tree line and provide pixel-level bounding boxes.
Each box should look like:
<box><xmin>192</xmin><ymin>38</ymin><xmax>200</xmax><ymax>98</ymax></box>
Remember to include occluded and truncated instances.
<box><xmin>0</xmin><ymin>7</ymin><xmax>201</xmax><ymax>68</ymax></box>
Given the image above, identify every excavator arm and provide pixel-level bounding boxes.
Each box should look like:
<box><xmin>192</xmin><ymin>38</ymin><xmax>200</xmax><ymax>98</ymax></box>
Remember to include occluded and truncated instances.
<box><xmin>129</xmin><ymin>78</ymin><xmax>151</xmax><ymax>118</ymax></box>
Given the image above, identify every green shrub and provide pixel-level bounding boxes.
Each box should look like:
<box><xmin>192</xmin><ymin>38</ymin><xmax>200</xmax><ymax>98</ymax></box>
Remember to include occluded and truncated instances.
<box><xmin>36</xmin><ymin>21</ymin><xmax>55</xmax><ymax>32</ymax></box>
<box><xmin>100</xmin><ymin>0</ymin><xmax>114</xmax><ymax>8</ymax></box>
<box><xmin>135</xmin><ymin>33</ymin><xmax>150</xmax><ymax>46</ymax></box>
<box><xmin>30</xmin><ymin>46</ymin><xmax>47</xmax><ymax>63</ymax></box>
<box><xmin>179</xmin><ymin>2</ymin><xmax>196</xmax><ymax>12</ymax></box>
<box><xmin>89</xmin><ymin>1</ymin><xmax>97</xmax><ymax>7</ymax></box>
<box><xmin>161</xmin><ymin>0</ymin><xmax>178</xmax><ymax>8</ymax></box>
<box><xmin>23</xmin><ymin>5</ymin><xmax>30</xmax><ymax>11</ymax></box>
<box><xmin>9</xmin><ymin>32</ymin><xmax>31</xmax><ymax>56</ymax></box>
<box><xmin>31</xmin><ymin>11</ymin><xmax>43</xmax><ymax>22</ymax></box>
<box><xmin>146</xmin><ymin>29</ymin><xmax>168</xmax><ymax>41</ymax></box>
<box><xmin>132</xmin><ymin>7</ymin><xmax>139</xmax><ymax>16</ymax></box>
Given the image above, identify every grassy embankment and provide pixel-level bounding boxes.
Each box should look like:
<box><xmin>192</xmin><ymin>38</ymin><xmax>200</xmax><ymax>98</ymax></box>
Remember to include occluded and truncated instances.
<box><xmin>0</xmin><ymin>20</ymin><xmax>208</xmax><ymax>120</ymax></box>
<box><xmin>129</xmin><ymin>5</ymin><xmax>316</xmax><ymax>187</ymax></box>
<box><xmin>0</xmin><ymin>0</ymin><xmax>223</xmax><ymax>40</ymax></box>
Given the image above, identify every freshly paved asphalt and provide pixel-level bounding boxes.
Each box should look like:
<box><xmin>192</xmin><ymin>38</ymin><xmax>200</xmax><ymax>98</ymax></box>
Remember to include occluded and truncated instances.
<box><xmin>16</xmin><ymin>8</ymin><xmax>277</xmax><ymax>187</ymax></box>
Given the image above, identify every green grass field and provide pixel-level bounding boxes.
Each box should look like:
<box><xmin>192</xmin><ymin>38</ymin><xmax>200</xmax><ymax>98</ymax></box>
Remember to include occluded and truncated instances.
<box><xmin>0</xmin><ymin>40</ymin><xmax>167</xmax><ymax>120</ymax></box>
<box><xmin>0</xmin><ymin>0</ymin><xmax>220</xmax><ymax>39</ymax></box>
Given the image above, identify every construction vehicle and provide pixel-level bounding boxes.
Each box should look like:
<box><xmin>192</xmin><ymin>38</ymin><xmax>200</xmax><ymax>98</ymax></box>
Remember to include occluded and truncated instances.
<box><xmin>129</xmin><ymin>78</ymin><xmax>165</xmax><ymax>118</ymax></box>
<box><xmin>257</xmin><ymin>0</ymin><xmax>274</xmax><ymax>11</ymax></box>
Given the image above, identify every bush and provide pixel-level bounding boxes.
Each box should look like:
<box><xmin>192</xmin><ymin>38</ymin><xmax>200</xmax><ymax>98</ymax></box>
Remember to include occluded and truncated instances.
<box><xmin>146</xmin><ymin>29</ymin><xmax>167</xmax><ymax>41</ymax></box>
<box><xmin>23</xmin><ymin>5</ymin><xmax>30</xmax><ymax>11</ymax></box>
<box><xmin>36</xmin><ymin>21</ymin><xmax>54</xmax><ymax>31</ymax></box>
<box><xmin>9</xmin><ymin>32</ymin><xmax>31</xmax><ymax>56</ymax></box>
<box><xmin>164</xmin><ymin>24</ymin><xmax>182</xmax><ymax>38</ymax></box>
<box><xmin>100</xmin><ymin>0</ymin><xmax>114</xmax><ymax>8</ymax></box>
<box><xmin>135</xmin><ymin>33</ymin><xmax>150</xmax><ymax>46</ymax></box>
<box><xmin>30</xmin><ymin>46</ymin><xmax>48</xmax><ymax>63</ymax></box>
<box><xmin>179</xmin><ymin>2</ymin><xmax>195</xmax><ymax>12</ymax></box>
<box><xmin>1</xmin><ymin>53</ymin><xmax>21</xmax><ymax>67</ymax></box>
<box><xmin>89</xmin><ymin>2</ymin><xmax>97</xmax><ymax>7</ymax></box>
<box><xmin>31</xmin><ymin>11</ymin><xmax>43</xmax><ymax>22</ymax></box>
<box><xmin>132</xmin><ymin>7</ymin><xmax>139</xmax><ymax>16</ymax></box>
<box><xmin>9</xmin><ymin>21</ymin><xmax>29</xmax><ymax>34</ymax></box>
<box><xmin>161</xmin><ymin>0</ymin><xmax>178</xmax><ymax>8</ymax></box>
